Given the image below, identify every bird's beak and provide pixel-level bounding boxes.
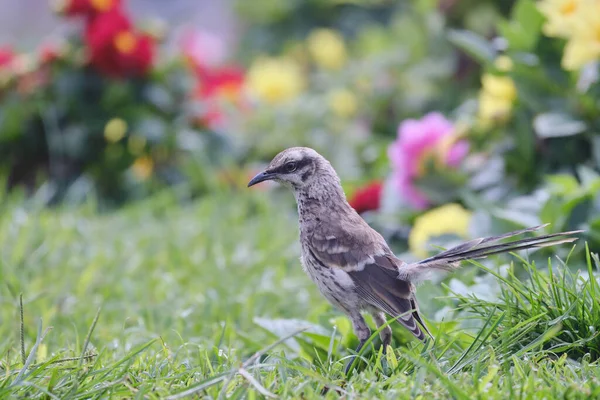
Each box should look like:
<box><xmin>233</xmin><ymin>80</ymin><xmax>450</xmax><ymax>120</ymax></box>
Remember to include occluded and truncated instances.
<box><xmin>247</xmin><ymin>170</ymin><xmax>274</xmax><ymax>187</ymax></box>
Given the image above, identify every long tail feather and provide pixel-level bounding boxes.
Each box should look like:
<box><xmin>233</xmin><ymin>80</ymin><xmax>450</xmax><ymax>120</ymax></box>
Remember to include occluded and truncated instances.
<box><xmin>397</xmin><ymin>225</ymin><xmax>583</xmax><ymax>282</ymax></box>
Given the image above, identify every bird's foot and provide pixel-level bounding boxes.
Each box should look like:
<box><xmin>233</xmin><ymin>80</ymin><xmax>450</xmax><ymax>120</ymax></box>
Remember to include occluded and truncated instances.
<box><xmin>344</xmin><ymin>356</ymin><xmax>356</xmax><ymax>375</ymax></box>
<box><xmin>344</xmin><ymin>339</ymin><xmax>367</xmax><ymax>375</ymax></box>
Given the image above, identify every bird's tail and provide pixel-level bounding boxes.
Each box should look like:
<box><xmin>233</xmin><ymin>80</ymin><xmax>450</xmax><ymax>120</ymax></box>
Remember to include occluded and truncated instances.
<box><xmin>397</xmin><ymin>224</ymin><xmax>583</xmax><ymax>282</ymax></box>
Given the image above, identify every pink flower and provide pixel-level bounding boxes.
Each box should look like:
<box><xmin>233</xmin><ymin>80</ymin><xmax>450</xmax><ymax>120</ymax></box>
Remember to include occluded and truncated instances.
<box><xmin>388</xmin><ymin>112</ymin><xmax>469</xmax><ymax>209</ymax></box>
<box><xmin>0</xmin><ymin>46</ymin><xmax>15</xmax><ymax>70</ymax></box>
<box><xmin>180</xmin><ymin>28</ymin><xmax>228</xmax><ymax>69</ymax></box>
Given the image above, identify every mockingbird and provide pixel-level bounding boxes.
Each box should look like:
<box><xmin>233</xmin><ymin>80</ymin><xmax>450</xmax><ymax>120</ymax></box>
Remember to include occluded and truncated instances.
<box><xmin>248</xmin><ymin>147</ymin><xmax>581</xmax><ymax>372</ymax></box>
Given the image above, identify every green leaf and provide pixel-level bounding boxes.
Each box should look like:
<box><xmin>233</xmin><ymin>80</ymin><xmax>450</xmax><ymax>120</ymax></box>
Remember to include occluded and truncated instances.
<box><xmin>498</xmin><ymin>0</ymin><xmax>544</xmax><ymax>51</ymax></box>
<box><xmin>447</xmin><ymin>29</ymin><xmax>495</xmax><ymax>64</ymax></box>
<box><xmin>546</xmin><ymin>174</ymin><xmax>580</xmax><ymax>195</ymax></box>
<box><xmin>302</xmin><ymin>332</ymin><xmax>333</xmax><ymax>352</ymax></box>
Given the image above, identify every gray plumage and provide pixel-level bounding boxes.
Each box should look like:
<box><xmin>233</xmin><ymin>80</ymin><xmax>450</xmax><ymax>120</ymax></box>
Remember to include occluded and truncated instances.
<box><xmin>248</xmin><ymin>147</ymin><xmax>582</xmax><ymax>370</ymax></box>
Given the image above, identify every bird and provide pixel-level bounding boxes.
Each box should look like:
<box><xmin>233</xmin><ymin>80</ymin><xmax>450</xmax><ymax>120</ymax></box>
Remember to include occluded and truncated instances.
<box><xmin>247</xmin><ymin>147</ymin><xmax>582</xmax><ymax>373</ymax></box>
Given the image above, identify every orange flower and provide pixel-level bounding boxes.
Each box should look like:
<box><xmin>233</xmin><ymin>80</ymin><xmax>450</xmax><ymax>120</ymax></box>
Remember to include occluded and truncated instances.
<box><xmin>59</xmin><ymin>0</ymin><xmax>121</xmax><ymax>17</ymax></box>
<box><xmin>131</xmin><ymin>156</ymin><xmax>154</xmax><ymax>181</ymax></box>
<box><xmin>192</xmin><ymin>65</ymin><xmax>245</xmax><ymax>129</ymax></box>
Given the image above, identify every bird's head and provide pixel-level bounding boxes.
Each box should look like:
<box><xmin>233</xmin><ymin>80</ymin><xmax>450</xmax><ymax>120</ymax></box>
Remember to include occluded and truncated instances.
<box><xmin>247</xmin><ymin>147</ymin><xmax>338</xmax><ymax>191</ymax></box>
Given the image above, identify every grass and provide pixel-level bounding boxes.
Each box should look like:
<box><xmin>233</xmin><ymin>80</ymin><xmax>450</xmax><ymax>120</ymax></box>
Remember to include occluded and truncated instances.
<box><xmin>1</xmin><ymin>188</ymin><xmax>599</xmax><ymax>398</ymax></box>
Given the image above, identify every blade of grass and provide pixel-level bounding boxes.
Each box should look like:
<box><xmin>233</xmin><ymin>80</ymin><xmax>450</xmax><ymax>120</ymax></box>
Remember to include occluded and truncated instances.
<box><xmin>19</xmin><ymin>294</ymin><xmax>25</xmax><ymax>366</ymax></box>
<box><xmin>448</xmin><ymin>308</ymin><xmax>505</xmax><ymax>375</ymax></box>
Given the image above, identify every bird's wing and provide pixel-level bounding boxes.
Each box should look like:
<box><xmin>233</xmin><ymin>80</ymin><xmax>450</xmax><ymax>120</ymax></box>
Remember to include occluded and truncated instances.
<box><xmin>310</xmin><ymin>218</ymin><xmax>386</xmax><ymax>270</ymax></box>
<box><xmin>310</xmin><ymin>230</ymin><xmax>426</xmax><ymax>340</ymax></box>
<box><xmin>348</xmin><ymin>255</ymin><xmax>426</xmax><ymax>340</ymax></box>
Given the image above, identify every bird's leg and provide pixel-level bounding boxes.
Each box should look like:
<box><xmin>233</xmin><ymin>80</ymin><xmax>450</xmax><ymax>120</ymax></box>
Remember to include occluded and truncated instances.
<box><xmin>372</xmin><ymin>311</ymin><xmax>392</xmax><ymax>353</ymax></box>
<box><xmin>345</xmin><ymin>313</ymin><xmax>370</xmax><ymax>374</ymax></box>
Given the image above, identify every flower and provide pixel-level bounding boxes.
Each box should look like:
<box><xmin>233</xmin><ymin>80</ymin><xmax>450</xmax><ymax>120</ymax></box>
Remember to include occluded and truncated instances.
<box><xmin>131</xmin><ymin>156</ymin><xmax>153</xmax><ymax>180</ymax></box>
<box><xmin>349</xmin><ymin>181</ymin><xmax>382</xmax><ymax>214</ymax></box>
<box><xmin>196</xmin><ymin>66</ymin><xmax>244</xmax><ymax>100</ymax></box>
<box><xmin>104</xmin><ymin>118</ymin><xmax>127</xmax><ymax>142</ymax></box>
<box><xmin>193</xmin><ymin>65</ymin><xmax>245</xmax><ymax>129</ymax></box>
<box><xmin>307</xmin><ymin>29</ymin><xmax>347</xmax><ymax>70</ymax></box>
<box><xmin>409</xmin><ymin>203</ymin><xmax>472</xmax><ymax>258</ymax></box>
<box><xmin>181</xmin><ymin>28</ymin><xmax>228</xmax><ymax>69</ymax></box>
<box><xmin>0</xmin><ymin>46</ymin><xmax>15</xmax><ymax>70</ymax></box>
<box><xmin>494</xmin><ymin>56</ymin><xmax>513</xmax><ymax>72</ymax></box>
<box><xmin>478</xmin><ymin>74</ymin><xmax>517</xmax><ymax>126</ymax></box>
<box><xmin>537</xmin><ymin>0</ymin><xmax>600</xmax><ymax>70</ymax></box>
<box><xmin>561</xmin><ymin>3</ymin><xmax>600</xmax><ymax>70</ymax></box>
<box><xmin>58</xmin><ymin>0</ymin><xmax>121</xmax><ymax>18</ymax></box>
<box><xmin>328</xmin><ymin>88</ymin><xmax>358</xmax><ymax>118</ymax></box>
<box><xmin>388</xmin><ymin>112</ymin><xmax>469</xmax><ymax>209</ymax></box>
<box><xmin>481</xmin><ymin>74</ymin><xmax>517</xmax><ymax>99</ymax></box>
<box><xmin>246</xmin><ymin>57</ymin><xmax>304</xmax><ymax>104</ymax></box>
<box><xmin>182</xmin><ymin>27</ymin><xmax>246</xmax><ymax>130</ymax></box>
<box><xmin>538</xmin><ymin>0</ymin><xmax>584</xmax><ymax>38</ymax></box>
<box><xmin>0</xmin><ymin>47</ymin><xmax>15</xmax><ymax>88</ymax></box>
<box><xmin>85</xmin><ymin>9</ymin><xmax>154</xmax><ymax>77</ymax></box>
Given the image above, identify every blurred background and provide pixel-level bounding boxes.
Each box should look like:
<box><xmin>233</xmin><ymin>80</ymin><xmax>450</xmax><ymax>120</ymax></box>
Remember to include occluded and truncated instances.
<box><xmin>1</xmin><ymin>1</ymin><xmax>600</xmax><ymax>396</ymax></box>
<box><xmin>1</xmin><ymin>0</ymin><xmax>599</xmax><ymax>253</ymax></box>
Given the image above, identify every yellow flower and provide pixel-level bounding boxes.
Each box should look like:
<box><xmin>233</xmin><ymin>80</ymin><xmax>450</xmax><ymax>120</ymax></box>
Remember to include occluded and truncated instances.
<box><xmin>537</xmin><ymin>0</ymin><xmax>584</xmax><ymax>38</ymax></box>
<box><xmin>494</xmin><ymin>56</ymin><xmax>513</xmax><ymax>72</ymax></box>
<box><xmin>481</xmin><ymin>74</ymin><xmax>517</xmax><ymax>99</ymax></box>
<box><xmin>478</xmin><ymin>93</ymin><xmax>514</xmax><ymax>124</ymax></box>
<box><xmin>306</xmin><ymin>29</ymin><xmax>347</xmax><ymax>70</ymax></box>
<box><xmin>131</xmin><ymin>156</ymin><xmax>153</xmax><ymax>181</ymax></box>
<box><xmin>409</xmin><ymin>204</ymin><xmax>472</xmax><ymax>258</ymax></box>
<box><xmin>104</xmin><ymin>118</ymin><xmax>128</xmax><ymax>143</ymax></box>
<box><xmin>478</xmin><ymin>74</ymin><xmax>517</xmax><ymax>126</ymax></box>
<box><xmin>537</xmin><ymin>0</ymin><xmax>600</xmax><ymax>70</ymax></box>
<box><xmin>246</xmin><ymin>57</ymin><xmax>305</xmax><ymax>104</ymax></box>
<box><xmin>328</xmin><ymin>89</ymin><xmax>358</xmax><ymax>118</ymax></box>
<box><xmin>561</xmin><ymin>2</ymin><xmax>600</xmax><ymax>70</ymax></box>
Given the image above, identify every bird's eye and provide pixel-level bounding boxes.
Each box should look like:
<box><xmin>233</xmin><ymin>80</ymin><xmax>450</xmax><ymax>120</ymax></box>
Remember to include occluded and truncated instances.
<box><xmin>285</xmin><ymin>162</ymin><xmax>297</xmax><ymax>173</ymax></box>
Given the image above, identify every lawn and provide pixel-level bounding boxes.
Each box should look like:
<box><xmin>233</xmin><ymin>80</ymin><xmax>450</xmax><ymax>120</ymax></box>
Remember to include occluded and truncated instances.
<box><xmin>1</xmin><ymin>188</ymin><xmax>599</xmax><ymax>399</ymax></box>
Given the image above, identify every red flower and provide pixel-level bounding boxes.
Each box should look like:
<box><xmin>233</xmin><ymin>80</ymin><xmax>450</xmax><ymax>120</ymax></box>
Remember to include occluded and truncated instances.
<box><xmin>349</xmin><ymin>181</ymin><xmax>383</xmax><ymax>214</ymax></box>
<box><xmin>192</xmin><ymin>65</ymin><xmax>245</xmax><ymax>129</ymax></box>
<box><xmin>196</xmin><ymin>66</ymin><xmax>244</xmax><ymax>99</ymax></box>
<box><xmin>0</xmin><ymin>46</ymin><xmax>15</xmax><ymax>70</ymax></box>
<box><xmin>84</xmin><ymin>9</ymin><xmax>154</xmax><ymax>77</ymax></box>
<box><xmin>111</xmin><ymin>32</ymin><xmax>154</xmax><ymax>76</ymax></box>
<box><xmin>85</xmin><ymin>8</ymin><xmax>131</xmax><ymax>54</ymax></box>
<box><xmin>61</xmin><ymin>0</ymin><xmax>121</xmax><ymax>18</ymax></box>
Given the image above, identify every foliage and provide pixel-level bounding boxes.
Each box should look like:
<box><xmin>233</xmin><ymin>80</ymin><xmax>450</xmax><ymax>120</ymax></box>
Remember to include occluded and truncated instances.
<box><xmin>0</xmin><ymin>191</ymin><xmax>598</xmax><ymax>398</ymax></box>
<box><xmin>2</xmin><ymin>0</ymin><xmax>600</xmax><ymax>397</ymax></box>
<box><xmin>452</xmin><ymin>250</ymin><xmax>600</xmax><ymax>361</ymax></box>
<box><xmin>2</xmin><ymin>0</ymin><xmax>599</xmax><ymax>232</ymax></box>
<box><xmin>0</xmin><ymin>1</ymin><xmax>231</xmax><ymax>207</ymax></box>
<box><xmin>226</xmin><ymin>0</ymin><xmax>600</xmax><ymax>261</ymax></box>
<box><xmin>450</xmin><ymin>0</ymin><xmax>600</xmax><ymax>196</ymax></box>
